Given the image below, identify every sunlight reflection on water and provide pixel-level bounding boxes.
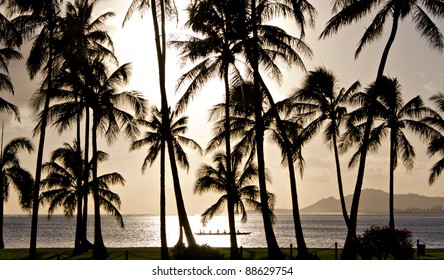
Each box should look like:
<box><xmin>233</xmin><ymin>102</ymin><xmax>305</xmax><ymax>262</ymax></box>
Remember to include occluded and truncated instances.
<box><xmin>3</xmin><ymin>214</ymin><xmax>444</xmax><ymax>249</ymax></box>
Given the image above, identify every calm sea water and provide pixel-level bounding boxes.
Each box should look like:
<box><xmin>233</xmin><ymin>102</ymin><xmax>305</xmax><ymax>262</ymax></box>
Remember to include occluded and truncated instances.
<box><xmin>2</xmin><ymin>214</ymin><xmax>444</xmax><ymax>249</ymax></box>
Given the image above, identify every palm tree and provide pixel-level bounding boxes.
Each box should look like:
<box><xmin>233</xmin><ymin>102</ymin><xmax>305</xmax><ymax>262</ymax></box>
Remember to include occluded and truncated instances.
<box><xmin>244</xmin><ymin>0</ymin><xmax>315</xmax><ymax>259</ymax></box>
<box><xmin>171</xmin><ymin>0</ymin><xmax>248</xmax><ymax>258</ymax></box>
<box><xmin>40</xmin><ymin>0</ymin><xmax>117</xmax><ymax>252</ymax></box>
<box><xmin>194</xmin><ymin>150</ymin><xmax>275</xmax><ymax>240</ymax></box>
<box><xmin>291</xmin><ymin>67</ymin><xmax>361</xmax><ymax>228</ymax></box>
<box><xmin>0</xmin><ymin>137</ymin><xmax>34</xmax><ymax>249</ymax></box>
<box><xmin>41</xmin><ymin>141</ymin><xmax>125</xmax><ymax>236</ymax></box>
<box><xmin>7</xmin><ymin>0</ymin><xmax>64</xmax><ymax>259</ymax></box>
<box><xmin>124</xmin><ymin>0</ymin><xmax>198</xmax><ymax>250</ymax></box>
<box><xmin>367</xmin><ymin>78</ymin><xmax>436</xmax><ymax>229</ymax></box>
<box><xmin>424</xmin><ymin>93</ymin><xmax>444</xmax><ymax>185</ymax></box>
<box><xmin>320</xmin><ymin>0</ymin><xmax>444</xmax><ymax>259</ymax></box>
<box><xmin>88</xmin><ymin>60</ymin><xmax>147</xmax><ymax>259</ymax></box>
<box><xmin>130</xmin><ymin>106</ymin><xmax>202</xmax><ymax>259</ymax></box>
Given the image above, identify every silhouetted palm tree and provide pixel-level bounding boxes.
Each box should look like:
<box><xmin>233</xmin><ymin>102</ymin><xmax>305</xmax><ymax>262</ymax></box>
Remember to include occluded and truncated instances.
<box><xmin>130</xmin><ymin>106</ymin><xmax>202</xmax><ymax>259</ymax></box>
<box><xmin>244</xmin><ymin>0</ymin><xmax>315</xmax><ymax>259</ymax></box>
<box><xmin>38</xmin><ymin>0</ymin><xmax>117</xmax><ymax>253</ymax></box>
<box><xmin>291</xmin><ymin>67</ymin><xmax>361</xmax><ymax>228</ymax></box>
<box><xmin>424</xmin><ymin>93</ymin><xmax>444</xmax><ymax>185</ymax></box>
<box><xmin>41</xmin><ymin>141</ymin><xmax>125</xmax><ymax>235</ymax></box>
<box><xmin>124</xmin><ymin>0</ymin><xmax>198</xmax><ymax>249</ymax></box>
<box><xmin>7</xmin><ymin>0</ymin><xmax>64</xmax><ymax>259</ymax></box>
<box><xmin>346</xmin><ymin>78</ymin><xmax>437</xmax><ymax>229</ymax></box>
<box><xmin>0</xmin><ymin>137</ymin><xmax>34</xmax><ymax>249</ymax></box>
<box><xmin>171</xmin><ymin>0</ymin><xmax>249</xmax><ymax>258</ymax></box>
<box><xmin>366</xmin><ymin>78</ymin><xmax>435</xmax><ymax>229</ymax></box>
<box><xmin>194</xmin><ymin>150</ymin><xmax>275</xmax><ymax>239</ymax></box>
<box><xmin>87</xmin><ymin>61</ymin><xmax>147</xmax><ymax>259</ymax></box>
<box><xmin>321</xmin><ymin>0</ymin><xmax>444</xmax><ymax>259</ymax></box>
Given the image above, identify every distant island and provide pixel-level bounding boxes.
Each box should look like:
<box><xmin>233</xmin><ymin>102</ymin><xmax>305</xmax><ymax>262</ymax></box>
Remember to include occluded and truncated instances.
<box><xmin>297</xmin><ymin>189</ymin><xmax>444</xmax><ymax>215</ymax></box>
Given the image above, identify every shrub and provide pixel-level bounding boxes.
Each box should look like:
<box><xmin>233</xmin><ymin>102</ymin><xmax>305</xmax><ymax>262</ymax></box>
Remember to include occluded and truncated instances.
<box><xmin>357</xmin><ymin>225</ymin><xmax>414</xmax><ymax>260</ymax></box>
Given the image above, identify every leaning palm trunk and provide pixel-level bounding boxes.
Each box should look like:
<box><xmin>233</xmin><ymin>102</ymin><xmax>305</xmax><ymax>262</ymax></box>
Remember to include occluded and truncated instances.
<box><xmin>151</xmin><ymin>0</ymin><xmax>196</xmax><ymax>248</ymax></box>
<box><xmin>342</xmin><ymin>112</ymin><xmax>373</xmax><ymax>259</ymax></box>
<box><xmin>30</xmin><ymin>94</ymin><xmax>51</xmax><ymax>259</ymax></box>
<box><xmin>342</xmin><ymin>8</ymin><xmax>400</xmax><ymax>260</ymax></box>
<box><xmin>91</xmin><ymin>118</ymin><xmax>107</xmax><ymax>259</ymax></box>
<box><xmin>29</xmin><ymin>9</ymin><xmax>55</xmax><ymax>258</ymax></box>
<box><xmin>332</xmin><ymin>127</ymin><xmax>349</xmax><ymax>227</ymax></box>
<box><xmin>260</xmin><ymin>78</ymin><xmax>308</xmax><ymax>258</ymax></box>
<box><xmin>250</xmin><ymin>0</ymin><xmax>283</xmax><ymax>259</ymax></box>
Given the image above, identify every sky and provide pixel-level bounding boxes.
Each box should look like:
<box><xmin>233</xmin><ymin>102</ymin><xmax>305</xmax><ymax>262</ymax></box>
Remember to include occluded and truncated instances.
<box><xmin>2</xmin><ymin>0</ymin><xmax>444</xmax><ymax>216</ymax></box>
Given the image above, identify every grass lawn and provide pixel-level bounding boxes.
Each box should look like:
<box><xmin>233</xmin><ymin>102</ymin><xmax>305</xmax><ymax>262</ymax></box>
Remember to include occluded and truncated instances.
<box><xmin>1</xmin><ymin>247</ymin><xmax>444</xmax><ymax>260</ymax></box>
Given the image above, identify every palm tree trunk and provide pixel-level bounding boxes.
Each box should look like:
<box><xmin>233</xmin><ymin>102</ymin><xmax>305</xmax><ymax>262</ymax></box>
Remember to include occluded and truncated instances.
<box><xmin>342</xmin><ymin>110</ymin><xmax>374</xmax><ymax>259</ymax></box>
<box><xmin>91</xmin><ymin>118</ymin><xmax>107</xmax><ymax>259</ymax></box>
<box><xmin>81</xmin><ymin>106</ymin><xmax>91</xmax><ymax>251</ymax></box>
<box><xmin>74</xmin><ymin>97</ymin><xmax>83</xmax><ymax>254</ymax></box>
<box><xmin>166</xmin><ymin>135</ymin><xmax>196</xmax><ymax>247</ymax></box>
<box><xmin>223</xmin><ymin>61</ymin><xmax>240</xmax><ymax>260</ymax></box>
<box><xmin>389</xmin><ymin>129</ymin><xmax>396</xmax><ymax>229</ymax></box>
<box><xmin>332</xmin><ymin>129</ymin><xmax>349</xmax><ymax>227</ymax></box>
<box><xmin>151</xmin><ymin>0</ymin><xmax>196</xmax><ymax>248</ymax></box>
<box><xmin>160</xmin><ymin>136</ymin><xmax>169</xmax><ymax>259</ymax></box>
<box><xmin>29</xmin><ymin>94</ymin><xmax>50</xmax><ymax>259</ymax></box>
<box><xmin>377</xmin><ymin>10</ymin><xmax>399</xmax><ymax>79</ymax></box>
<box><xmin>29</xmin><ymin>2</ymin><xmax>58</xmax><ymax>259</ymax></box>
<box><xmin>0</xmin><ymin>173</ymin><xmax>4</xmax><ymax>249</ymax></box>
<box><xmin>259</xmin><ymin>78</ymin><xmax>308</xmax><ymax>258</ymax></box>
<box><xmin>342</xmin><ymin>7</ymin><xmax>400</xmax><ymax>260</ymax></box>
<box><xmin>251</xmin><ymin>0</ymin><xmax>283</xmax><ymax>260</ymax></box>
<box><xmin>176</xmin><ymin>219</ymin><xmax>184</xmax><ymax>247</ymax></box>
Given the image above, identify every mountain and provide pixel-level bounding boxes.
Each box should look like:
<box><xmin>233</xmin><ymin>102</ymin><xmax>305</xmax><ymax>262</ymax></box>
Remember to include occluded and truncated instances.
<box><xmin>300</xmin><ymin>189</ymin><xmax>444</xmax><ymax>214</ymax></box>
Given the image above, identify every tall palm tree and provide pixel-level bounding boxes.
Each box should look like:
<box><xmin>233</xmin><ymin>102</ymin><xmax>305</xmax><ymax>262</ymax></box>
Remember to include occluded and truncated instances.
<box><xmin>423</xmin><ymin>93</ymin><xmax>444</xmax><ymax>185</ymax></box>
<box><xmin>320</xmin><ymin>0</ymin><xmax>444</xmax><ymax>259</ymax></box>
<box><xmin>194</xmin><ymin>150</ymin><xmax>275</xmax><ymax>239</ymax></box>
<box><xmin>171</xmin><ymin>0</ymin><xmax>248</xmax><ymax>258</ymax></box>
<box><xmin>130</xmin><ymin>106</ymin><xmax>202</xmax><ymax>259</ymax></box>
<box><xmin>41</xmin><ymin>141</ymin><xmax>125</xmax><ymax>233</ymax></box>
<box><xmin>124</xmin><ymin>0</ymin><xmax>198</xmax><ymax>249</ymax></box>
<box><xmin>291</xmin><ymin>67</ymin><xmax>361</xmax><ymax>227</ymax></box>
<box><xmin>366</xmin><ymin>78</ymin><xmax>435</xmax><ymax>229</ymax></box>
<box><xmin>40</xmin><ymin>0</ymin><xmax>117</xmax><ymax>253</ymax></box>
<box><xmin>0</xmin><ymin>137</ymin><xmax>34</xmax><ymax>249</ymax></box>
<box><xmin>88</xmin><ymin>60</ymin><xmax>147</xmax><ymax>259</ymax></box>
<box><xmin>244</xmin><ymin>0</ymin><xmax>314</xmax><ymax>259</ymax></box>
<box><xmin>7</xmin><ymin>0</ymin><xmax>64</xmax><ymax>259</ymax></box>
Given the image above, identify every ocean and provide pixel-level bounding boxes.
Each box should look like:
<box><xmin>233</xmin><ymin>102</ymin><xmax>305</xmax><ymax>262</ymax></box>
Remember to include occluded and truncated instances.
<box><xmin>2</xmin><ymin>214</ymin><xmax>444</xmax><ymax>249</ymax></box>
